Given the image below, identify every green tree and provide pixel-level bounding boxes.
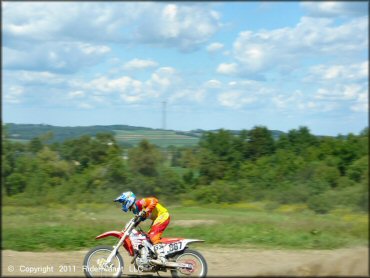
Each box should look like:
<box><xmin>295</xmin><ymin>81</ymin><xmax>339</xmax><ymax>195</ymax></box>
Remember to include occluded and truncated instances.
<box><xmin>347</xmin><ymin>156</ymin><xmax>368</xmax><ymax>183</ymax></box>
<box><xmin>179</xmin><ymin>148</ymin><xmax>199</xmax><ymax>169</ymax></box>
<box><xmin>5</xmin><ymin>173</ymin><xmax>27</xmax><ymax>195</ymax></box>
<box><xmin>156</xmin><ymin>168</ymin><xmax>185</xmax><ymax>196</ymax></box>
<box><xmin>198</xmin><ymin>129</ymin><xmax>242</xmax><ymax>183</ymax></box>
<box><xmin>128</xmin><ymin>140</ymin><xmax>163</xmax><ymax>177</ymax></box>
<box><xmin>244</xmin><ymin>126</ymin><xmax>275</xmax><ymax>160</ymax></box>
<box><xmin>28</xmin><ymin>137</ymin><xmax>43</xmax><ymax>153</ymax></box>
<box><xmin>277</xmin><ymin>126</ymin><xmax>318</xmax><ymax>155</ymax></box>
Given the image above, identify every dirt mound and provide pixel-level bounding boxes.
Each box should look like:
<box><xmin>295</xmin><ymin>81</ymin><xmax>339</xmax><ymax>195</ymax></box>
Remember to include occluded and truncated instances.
<box><xmin>2</xmin><ymin>246</ymin><xmax>368</xmax><ymax>277</ymax></box>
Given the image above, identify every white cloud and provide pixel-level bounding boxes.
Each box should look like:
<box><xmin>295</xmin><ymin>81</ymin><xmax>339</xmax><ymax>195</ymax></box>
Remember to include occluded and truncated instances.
<box><xmin>3</xmin><ymin>2</ymin><xmax>221</xmax><ymax>52</ymax></box>
<box><xmin>204</xmin><ymin>79</ymin><xmax>222</xmax><ymax>89</ymax></box>
<box><xmin>169</xmin><ymin>88</ymin><xmax>206</xmax><ymax>104</ymax></box>
<box><xmin>3</xmin><ymin>2</ymin><xmax>222</xmax><ymax>74</ymax></box>
<box><xmin>5</xmin><ymin>70</ymin><xmax>65</xmax><ymax>85</ymax></box>
<box><xmin>65</xmin><ymin>64</ymin><xmax>228</xmax><ymax>108</ymax></box>
<box><xmin>68</xmin><ymin>90</ymin><xmax>85</xmax><ymax>99</ymax></box>
<box><xmin>305</xmin><ymin>61</ymin><xmax>368</xmax><ymax>109</ymax></box>
<box><xmin>147</xmin><ymin>67</ymin><xmax>179</xmax><ymax>94</ymax></box>
<box><xmin>3</xmin><ymin>42</ymin><xmax>111</xmax><ymax>73</ymax></box>
<box><xmin>272</xmin><ymin>90</ymin><xmax>340</xmax><ymax>113</ymax></box>
<box><xmin>216</xmin><ymin>63</ymin><xmax>238</xmax><ymax>75</ymax></box>
<box><xmin>219</xmin><ymin>16</ymin><xmax>367</xmax><ymax>78</ymax></box>
<box><xmin>131</xmin><ymin>3</ymin><xmax>221</xmax><ymax>51</ymax></box>
<box><xmin>314</xmin><ymin>84</ymin><xmax>366</xmax><ymax>101</ymax></box>
<box><xmin>301</xmin><ymin>2</ymin><xmax>368</xmax><ymax>18</ymax></box>
<box><xmin>123</xmin><ymin>59</ymin><xmax>158</xmax><ymax>71</ymax></box>
<box><xmin>306</xmin><ymin>61</ymin><xmax>368</xmax><ymax>82</ymax></box>
<box><xmin>4</xmin><ymin>86</ymin><xmax>24</xmax><ymax>104</ymax></box>
<box><xmin>79</xmin><ymin>66</ymin><xmax>180</xmax><ymax>104</ymax></box>
<box><xmin>218</xmin><ymin>91</ymin><xmax>257</xmax><ymax>109</ymax></box>
<box><xmin>351</xmin><ymin>93</ymin><xmax>368</xmax><ymax>112</ymax></box>
<box><xmin>272</xmin><ymin>90</ymin><xmax>305</xmax><ymax>109</ymax></box>
<box><xmin>217</xmin><ymin>79</ymin><xmax>273</xmax><ymax>109</ymax></box>
<box><xmin>79</xmin><ymin>44</ymin><xmax>110</xmax><ymax>55</ymax></box>
<box><xmin>78</xmin><ymin>102</ymin><xmax>94</xmax><ymax>109</ymax></box>
<box><xmin>3</xmin><ymin>2</ymin><xmax>138</xmax><ymax>44</ymax></box>
<box><xmin>206</xmin><ymin>42</ymin><xmax>224</xmax><ymax>53</ymax></box>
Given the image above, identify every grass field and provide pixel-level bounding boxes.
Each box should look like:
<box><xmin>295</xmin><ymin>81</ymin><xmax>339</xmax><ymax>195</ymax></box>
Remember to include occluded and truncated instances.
<box><xmin>2</xmin><ymin>203</ymin><xmax>367</xmax><ymax>251</ymax></box>
<box><xmin>114</xmin><ymin>130</ymin><xmax>199</xmax><ymax>147</ymax></box>
<box><xmin>8</xmin><ymin>129</ymin><xmax>200</xmax><ymax>148</ymax></box>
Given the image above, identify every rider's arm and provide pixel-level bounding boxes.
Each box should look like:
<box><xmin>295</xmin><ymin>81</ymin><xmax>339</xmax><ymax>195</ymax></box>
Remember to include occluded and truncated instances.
<box><xmin>143</xmin><ymin>197</ymin><xmax>158</xmax><ymax>215</ymax></box>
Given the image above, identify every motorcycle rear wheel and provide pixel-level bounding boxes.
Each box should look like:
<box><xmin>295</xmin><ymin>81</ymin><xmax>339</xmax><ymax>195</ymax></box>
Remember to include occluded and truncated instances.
<box><xmin>83</xmin><ymin>245</ymin><xmax>124</xmax><ymax>278</ymax></box>
<box><xmin>170</xmin><ymin>249</ymin><xmax>208</xmax><ymax>277</ymax></box>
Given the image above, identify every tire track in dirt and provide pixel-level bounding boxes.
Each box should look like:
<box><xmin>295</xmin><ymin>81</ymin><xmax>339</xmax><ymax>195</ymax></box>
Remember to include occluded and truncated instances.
<box><xmin>1</xmin><ymin>246</ymin><xmax>368</xmax><ymax>277</ymax></box>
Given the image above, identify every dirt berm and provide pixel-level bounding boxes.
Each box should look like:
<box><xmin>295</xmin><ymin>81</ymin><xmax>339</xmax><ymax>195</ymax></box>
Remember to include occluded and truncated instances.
<box><xmin>1</xmin><ymin>246</ymin><xmax>368</xmax><ymax>276</ymax></box>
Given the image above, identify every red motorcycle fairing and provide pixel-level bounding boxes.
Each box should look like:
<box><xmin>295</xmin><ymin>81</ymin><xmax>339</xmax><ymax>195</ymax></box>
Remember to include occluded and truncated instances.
<box><xmin>159</xmin><ymin>237</ymin><xmax>185</xmax><ymax>244</ymax></box>
<box><xmin>96</xmin><ymin>231</ymin><xmax>134</xmax><ymax>256</ymax></box>
<box><xmin>96</xmin><ymin>231</ymin><xmax>123</xmax><ymax>239</ymax></box>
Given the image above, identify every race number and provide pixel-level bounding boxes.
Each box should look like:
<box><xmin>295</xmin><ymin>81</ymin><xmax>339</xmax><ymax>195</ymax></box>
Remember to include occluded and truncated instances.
<box><xmin>165</xmin><ymin>242</ymin><xmax>183</xmax><ymax>254</ymax></box>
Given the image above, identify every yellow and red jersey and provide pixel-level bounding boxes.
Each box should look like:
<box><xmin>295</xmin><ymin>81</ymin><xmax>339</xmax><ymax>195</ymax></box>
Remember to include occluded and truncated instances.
<box><xmin>135</xmin><ymin>197</ymin><xmax>170</xmax><ymax>244</ymax></box>
<box><xmin>135</xmin><ymin>197</ymin><xmax>168</xmax><ymax>221</ymax></box>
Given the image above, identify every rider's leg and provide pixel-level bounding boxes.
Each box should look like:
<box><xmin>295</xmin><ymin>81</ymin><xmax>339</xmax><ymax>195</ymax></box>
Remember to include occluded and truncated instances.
<box><xmin>148</xmin><ymin>213</ymin><xmax>170</xmax><ymax>264</ymax></box>
<box><xmin>153</xmin><ymin>243</ymin><xmax>166</xmax><ymax>263</ymax></box>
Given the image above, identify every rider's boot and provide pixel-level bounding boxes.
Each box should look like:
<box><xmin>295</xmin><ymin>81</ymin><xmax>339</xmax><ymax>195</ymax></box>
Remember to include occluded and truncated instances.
<box><xmin>150</xmin><ymin>243</ymin><xmax>167</xmax><ymax>265</ymax></box>
<box><xmin>150</xmin><ymin>243</ymin><xmax>182</xmax><ymax>268</ymax></box>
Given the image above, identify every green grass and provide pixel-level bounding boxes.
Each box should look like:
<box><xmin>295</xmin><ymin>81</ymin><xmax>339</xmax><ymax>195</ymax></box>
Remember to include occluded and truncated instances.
<box><xmin>114</xmin><ymin>130</ymin><xmax>199</xmax><ymax>147</ymax></box>
<box><xmin>2</xmin><ymin>204</ymin><xmax>368</xmax><ymax>251</ymax></box>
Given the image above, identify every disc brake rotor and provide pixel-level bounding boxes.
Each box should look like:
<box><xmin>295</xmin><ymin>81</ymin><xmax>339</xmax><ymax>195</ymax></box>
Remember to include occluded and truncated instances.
<box><xmin>179</xmin><ymin>259</ymin><xmax>196</xmax><ymax>275</ymax></box>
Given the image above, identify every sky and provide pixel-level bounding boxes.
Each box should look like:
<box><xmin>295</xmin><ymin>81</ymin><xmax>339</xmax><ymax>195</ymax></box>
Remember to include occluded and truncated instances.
<box><xmin>2</xmin><ymin>1</ymin><xmax>369</xmax><ymax>136</ymax></box>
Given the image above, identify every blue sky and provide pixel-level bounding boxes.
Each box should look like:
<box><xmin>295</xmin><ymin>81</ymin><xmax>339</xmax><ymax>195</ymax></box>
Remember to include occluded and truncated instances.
<box><xmin>2</xmin><ymin>1</ymin><xmax>368</xmax><ymax>135</ymax></box>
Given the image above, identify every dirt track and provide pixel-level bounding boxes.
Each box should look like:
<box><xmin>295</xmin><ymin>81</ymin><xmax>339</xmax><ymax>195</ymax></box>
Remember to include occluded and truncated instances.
<box><xmin>2</xmin><ymin>246</ymin><xmax>368</xmax><ymax>277</ymax></box>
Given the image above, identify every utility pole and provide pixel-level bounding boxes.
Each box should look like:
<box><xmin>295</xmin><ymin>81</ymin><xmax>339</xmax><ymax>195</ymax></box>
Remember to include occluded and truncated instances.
<box><xmin>161</xmin><ymin>101</ymin><xmax>168</xmax><ymax>162</ymax></box>
<box><xmin>162</xmin><ymin>101</ymin><xmax>167</xmax><ymax>131</ymax></box>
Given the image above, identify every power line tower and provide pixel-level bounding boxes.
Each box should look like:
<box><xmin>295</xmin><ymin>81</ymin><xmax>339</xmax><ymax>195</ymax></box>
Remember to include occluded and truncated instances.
<box><xmin>162</xmin><ymin>101</ymin><xmax>167</xmax><ymax>131</ymax></box>
<box><xmin>161</xmin><ymin>101</ymin><xmax>168</xmax><ymax>162</ymax></box>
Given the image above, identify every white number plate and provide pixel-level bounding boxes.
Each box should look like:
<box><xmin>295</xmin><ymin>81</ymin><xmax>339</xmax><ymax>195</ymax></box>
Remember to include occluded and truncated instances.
<box><xmin>164</xmin><ymin>241</ymin><xmax>183</xmax><ymax>255</ymax></box>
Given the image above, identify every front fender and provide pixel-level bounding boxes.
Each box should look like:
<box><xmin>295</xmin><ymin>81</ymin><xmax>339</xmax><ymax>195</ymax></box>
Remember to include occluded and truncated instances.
<box><xmin>96</xmin><ymin>231</ymin><xmax>123</xmax><ymax>240</ymax></box>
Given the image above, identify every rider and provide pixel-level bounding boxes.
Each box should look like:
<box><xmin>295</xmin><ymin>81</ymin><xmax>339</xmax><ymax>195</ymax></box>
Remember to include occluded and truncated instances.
<box><xmin>114</xmin><ymin>191</ymin><xmax>170</xmax><ymax>265</ymax></box>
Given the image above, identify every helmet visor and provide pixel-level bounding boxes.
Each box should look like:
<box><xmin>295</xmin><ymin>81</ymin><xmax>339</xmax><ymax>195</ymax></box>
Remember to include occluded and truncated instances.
<box><xmin>121</xmin><ymin>200</ymin><xmax>129</xmax><ymax>212</ymax></box>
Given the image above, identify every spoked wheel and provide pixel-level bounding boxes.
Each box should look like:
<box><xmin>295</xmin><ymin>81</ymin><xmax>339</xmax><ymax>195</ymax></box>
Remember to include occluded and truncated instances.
<box><xmin>171</xmin><ymin>249</ymin><xmax>207</xmax><ymax>277</ymax></box>
<box><xmin>83</xmin><ymin>245</ymin><xmax>124</xmax><ymax>277</ymax></box>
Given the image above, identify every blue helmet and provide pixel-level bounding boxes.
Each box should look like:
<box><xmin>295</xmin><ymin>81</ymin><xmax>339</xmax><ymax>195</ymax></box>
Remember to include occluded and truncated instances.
<box><xmin>114</xmin><ymin>191</ymin><xmax>136</xmax><ymax>212</ymax></box>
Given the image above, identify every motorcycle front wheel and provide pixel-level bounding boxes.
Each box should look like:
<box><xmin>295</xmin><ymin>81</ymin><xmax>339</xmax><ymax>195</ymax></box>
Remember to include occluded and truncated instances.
<box><xmin>170</xmin><ymin>249</ymin><xmax>208</xmax><ymax>277</ymax></box>
<box><xmin>83</xmin><ymin>245</ymin><xmax>124</xmax><ymax>278</ymax></box>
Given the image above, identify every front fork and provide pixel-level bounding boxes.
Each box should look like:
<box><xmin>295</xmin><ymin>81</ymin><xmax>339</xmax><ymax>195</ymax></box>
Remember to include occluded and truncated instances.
<box><xmin>105</xmin><ymin>236</ymin><xmax>126</xmax><ymax>264</ymax></box>
<box><xmin>106</xmin><ymin>221</ymin><xmax>135</xmax><ymax>264</ymax></box>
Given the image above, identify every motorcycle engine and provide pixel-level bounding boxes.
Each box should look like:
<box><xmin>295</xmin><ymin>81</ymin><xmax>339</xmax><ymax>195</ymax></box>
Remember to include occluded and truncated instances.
<box><xmin>136</xmin><ymin>245</ymin><xmax>153</xmax><ymax>272</ymax></box>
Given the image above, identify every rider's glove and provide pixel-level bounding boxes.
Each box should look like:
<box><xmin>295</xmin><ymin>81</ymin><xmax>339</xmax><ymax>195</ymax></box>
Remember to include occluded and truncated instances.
<box><xmin>138</xmin><ymin>210</ymin><xmax>147</xmax><ymax>218</ymax></box>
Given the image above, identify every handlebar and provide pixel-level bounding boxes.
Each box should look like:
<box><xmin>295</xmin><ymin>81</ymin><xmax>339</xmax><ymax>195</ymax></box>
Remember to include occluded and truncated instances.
<box><xmin>134</xmin><ymin>214</ymin><xmax>142</xmax><ymax>224</ymax></box>
<box><xmin>123</xmin><ymin>214</ymin><xmax>141</xmax><ymax>231</ymax></box>
<box><xmin>120</xmin><ymin>215</ymin><xmax>151</xmax><ymax>242</ymax></box>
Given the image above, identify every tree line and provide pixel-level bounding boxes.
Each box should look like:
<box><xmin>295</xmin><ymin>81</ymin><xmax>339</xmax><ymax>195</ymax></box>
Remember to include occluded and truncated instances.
<box><xmin>2</xmin><ymin>125</ymin><xmax>368</xmax><ymax>213</ymax></box>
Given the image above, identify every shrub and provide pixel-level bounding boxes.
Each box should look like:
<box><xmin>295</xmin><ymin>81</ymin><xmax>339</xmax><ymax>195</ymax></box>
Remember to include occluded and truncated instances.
<box><xmin>307</xmin><ymin>194</ymin><xmax>334</xmax><ymax>214</ymax></box>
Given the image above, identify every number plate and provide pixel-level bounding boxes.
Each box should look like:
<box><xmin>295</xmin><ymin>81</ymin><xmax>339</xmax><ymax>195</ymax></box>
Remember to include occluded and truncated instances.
<box><xmin>164</xmin><ymin>242</ymin><xmax>183</xmax><ymax>255</ymax></box>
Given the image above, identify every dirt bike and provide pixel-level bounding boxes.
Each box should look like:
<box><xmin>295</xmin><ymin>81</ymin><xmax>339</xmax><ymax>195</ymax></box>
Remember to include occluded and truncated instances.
<box><xmin>83</xmin><ymin>214</ymin><xmax>208</xmax><ymax>277</ymax></box>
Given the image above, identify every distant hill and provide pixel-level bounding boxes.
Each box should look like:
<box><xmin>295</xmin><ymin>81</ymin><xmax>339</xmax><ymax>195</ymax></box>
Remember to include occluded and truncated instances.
<box><xmin>3</xmin><ymin>123</ymin><xmax>286</xmax><ymax>148</ymax></box>
<box><xmin>3</xmin><ymin>123</ymin><xmax>200</xmax><ymax>147</ymax></box>
<box><xmin>4</xmin><ymin>123</ymin><xmax>150</xmax><ymax>141</ymax></box>
<box><xmin>190</xmin><ymin>128</ymin><xmax>285</xmax><ymax>140</ymax></box>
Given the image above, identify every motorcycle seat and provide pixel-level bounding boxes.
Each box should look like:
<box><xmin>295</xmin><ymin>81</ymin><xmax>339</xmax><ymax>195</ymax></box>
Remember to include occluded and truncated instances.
<box><xmin>159</xmin><ymin>237</ymin><xmax>184</xmax><ymax>244</ymax></box>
